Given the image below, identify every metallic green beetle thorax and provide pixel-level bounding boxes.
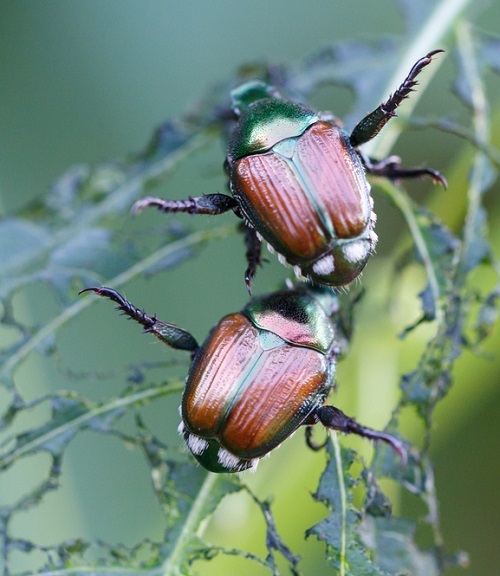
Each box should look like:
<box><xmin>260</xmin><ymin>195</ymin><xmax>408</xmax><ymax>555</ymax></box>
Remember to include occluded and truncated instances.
<box><xmin>244</xmin><ymin>289</ymin><xmax>335</xmax><ymax>354</ymax></box>
<box><xmin>228</xmin><ymin>98</ymin><xmax>318</xmax><ymax>161</ymax></box>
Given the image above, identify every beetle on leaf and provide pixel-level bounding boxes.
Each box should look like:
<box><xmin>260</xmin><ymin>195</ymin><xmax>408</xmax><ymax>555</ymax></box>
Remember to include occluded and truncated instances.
<box><xmin>80</xmin><ymin>284</ymin><xmax>406</xmax><ymax>473</ymax></box>
<box><xmin>133</xmin><ymin>50</ymin><xmax>446</xmax><ymax>292</ymax></box>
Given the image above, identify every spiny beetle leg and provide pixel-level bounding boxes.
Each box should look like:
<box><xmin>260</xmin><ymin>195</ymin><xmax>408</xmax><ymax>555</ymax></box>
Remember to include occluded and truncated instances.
<box><xmin>350</xmin><ymin>50</ymin><xmax>444</xmax><ymax>148</ymax></box>
<box><xmin>79</xmin><ymin>287</ymin><xmax>199</xmax><ymax>354</ymax></box>
<box><xmin>364</xmin><ymin>155</ymin><xmax>448</xmax><ymax>188</ymax></box>
<box><xmin>316</xmin><ymin>405</ymin><xmax>408</xmax><ymax>463</ymax></box>
<box><xmin>131</xmin><ymin>193</ymin><xmax>237</xmax><ymax>216</ymax></box>
<box><xmin>79</xmin><ymin>287</ymin><xmax>155</xmax><ymax>329</ymax></box>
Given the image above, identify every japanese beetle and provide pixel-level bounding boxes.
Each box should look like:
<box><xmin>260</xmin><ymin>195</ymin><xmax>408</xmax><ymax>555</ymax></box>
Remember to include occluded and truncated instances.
<box><xmin>133</xmin><ymin>50</ymin><xmax>446</xmax><ymax>291</ymax></box>
<box><xmin>80</xmin><ymin>284</ymin><xmax>405</xmax><ymax>473</ymax></box>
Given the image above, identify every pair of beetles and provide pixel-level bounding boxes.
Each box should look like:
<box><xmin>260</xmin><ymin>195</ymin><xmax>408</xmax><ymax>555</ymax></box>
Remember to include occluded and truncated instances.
<box><xmin>81</xmin><ymin>50</ymin><xmax>446</xmax><ymax>473</ymax></box>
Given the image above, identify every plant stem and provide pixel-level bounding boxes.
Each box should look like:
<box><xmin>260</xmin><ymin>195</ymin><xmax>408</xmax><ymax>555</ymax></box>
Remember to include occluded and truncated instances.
<box><xmin>160</xmin><ymin>473</ymin><xmax>220</xmax><ymax>576</ymax></box>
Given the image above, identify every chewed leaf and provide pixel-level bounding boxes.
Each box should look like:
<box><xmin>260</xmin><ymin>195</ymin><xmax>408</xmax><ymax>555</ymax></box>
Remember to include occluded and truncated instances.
<box><xmin>369</xmin><ymin>517</ymin><xmax>441</xmax><ymax>576</ymax></box>
<box><xmin>459</xmin><ymin>207</ymin><xmax>492</xmax><ymax>274</ymax></box>
<box><xmin>474</xmin><ymin>288</ymin><xmax>500</xmax><ymax>344</ymax></box>
<box><xmin>307</xmin><ymin>440</ymin><xmax>387</xmax><ymax>576</ymax></box>
<box><xmin>387</xmin><ymin>189</ymin><xmax>461</xmax><ymax>333</ymax></box>
<box><xmin>0</xmin><ymin>383</ymin><xmax>180</xmax><ymax>472</ymax></box>
<box><xmin>45</xmin><ymin>165</ymin><xmax>90</xmax><ymax>220</ymax></box>
<box><xmin>0</xmin><ymin>219</ymin><xmax>51</xmax><ymax>277</ymax></box>
<box><xmin>419</xmin><ymin>213</ymin><xmax>459</xmax><ymax>270</ymax></box>
<box><xmin>50</xmin><ymin>228</ymin><xmax>115</xmax><ymax>275</ymax></box>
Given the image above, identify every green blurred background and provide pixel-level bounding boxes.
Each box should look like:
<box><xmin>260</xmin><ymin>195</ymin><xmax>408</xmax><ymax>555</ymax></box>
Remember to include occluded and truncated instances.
<box><xmin>1</xmin><ymin>2</ymin><xmax>499</xmax><ymax>575</ymax></box>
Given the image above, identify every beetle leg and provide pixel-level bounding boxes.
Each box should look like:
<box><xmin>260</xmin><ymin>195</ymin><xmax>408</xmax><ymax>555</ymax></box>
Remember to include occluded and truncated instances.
<box><xmin>349</xmin><ymin>50</ymin><xmax>444</xmax><ymax>148</ymax></box>
<box><xmin>132</xmin><ymin>193</ymin><xmax>238</xmax><ymax>216</ymax></box>
<box><xmin>79</xmin><ymin>287</ymin><xmax>199</xmax><ymax>356</ymax></box>
<box><xmin>305</xmin><ymin>425</ymin><xmax>328</xmax><ymax>451</ymax></box>
<box><xmin>316</xmin><ymin>405</ymin><xmax>407</xmax><ymax>462</ymax></box>
<box><xmin>241</xmin><ymin>224</ymin><xmax>264</xmax><ymax>294</ymax></box>
<box><xmin>363</xmin><ymin>154</ymin><xmax>447</xmax><ymax>187</ymax></box>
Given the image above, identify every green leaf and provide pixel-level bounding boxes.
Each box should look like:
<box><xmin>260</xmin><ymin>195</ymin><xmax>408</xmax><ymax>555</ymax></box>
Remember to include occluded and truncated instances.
<box><xmin>308</xmin><ymin>439</ymin><xmax>387</xmax><ymax>576</ymax></box>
